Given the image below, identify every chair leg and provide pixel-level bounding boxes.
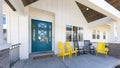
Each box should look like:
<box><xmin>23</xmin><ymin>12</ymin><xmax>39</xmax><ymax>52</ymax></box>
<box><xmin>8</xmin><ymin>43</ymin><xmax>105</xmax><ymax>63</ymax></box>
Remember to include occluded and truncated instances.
<box><xmin>62</xmin><ymin>56</ymin><xmax>64</xmax><ymax>61</ymax></box>
<box><xmin>68</xmin><ymin>54</ymin><xmax>71</xmax><ymax>59</ymax></box>
<box><xmin>70</xmin><ymin>53</ymin><xmax>72</xmax><ymax>58</ymax></box>
<box><xmin>106</xmin><ymin>52</ymin><xmax>108</xmax><ymax>57</ymax></box>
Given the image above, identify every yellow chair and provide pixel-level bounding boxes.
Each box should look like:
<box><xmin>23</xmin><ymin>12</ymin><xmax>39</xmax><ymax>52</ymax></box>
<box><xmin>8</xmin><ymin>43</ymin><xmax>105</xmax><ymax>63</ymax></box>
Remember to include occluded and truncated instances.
<box><xmin>66</xmin><ymin>42</ymin><xmax>78</xmax><ymax>57</ymax></box>
<box><xmin>57</xmin><ymin>42</ymin><xmax>70</xmax><ymax>61</ymax></box>
<box><xmin>96</xmin><ymin>42</ymin><xmax>109</xmax><ymax>56</ymax></box>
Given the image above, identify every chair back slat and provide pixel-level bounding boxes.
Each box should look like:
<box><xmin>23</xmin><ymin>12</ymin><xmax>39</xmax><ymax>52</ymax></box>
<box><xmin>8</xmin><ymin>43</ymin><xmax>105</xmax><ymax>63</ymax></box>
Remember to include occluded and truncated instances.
<box><xmin>97</xmin><ymin>42</ymin><xmax>106</xmax><ymax>52</ymax></box>
<box><xmin>58</xmin><ymin>42</ymin><xmax>65</xmax><ymax>53</ymax></box>
<box><xmin>66</xmin><ymin>42</ymin><xmax>72</xmax><ymax>51</ymax></box>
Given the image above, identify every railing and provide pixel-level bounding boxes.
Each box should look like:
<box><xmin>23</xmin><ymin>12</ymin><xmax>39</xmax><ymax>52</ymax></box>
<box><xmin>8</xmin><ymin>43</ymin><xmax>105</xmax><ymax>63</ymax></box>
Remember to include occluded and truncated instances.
<box><xmin>107</xmin><ymin>43</ymin><xmax>120</xmax><ymax>58</ymax></box>
<box><xmin>10</xmin><ymin>43</ymin><xmax>21</xmax><ymax>67</ymax></box>
<box><xmin>91</xmin><ymin>42</ymin><xmax>120</xmax><ymax>58</ymax></box>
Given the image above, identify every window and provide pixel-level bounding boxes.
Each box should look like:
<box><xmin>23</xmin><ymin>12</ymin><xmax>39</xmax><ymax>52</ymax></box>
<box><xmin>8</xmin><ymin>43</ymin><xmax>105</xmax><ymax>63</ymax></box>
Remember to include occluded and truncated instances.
<box><xmin>92</xmin><ymin>30</ymin><xmax>100</xmax><ymax>39</ymax></box>
<box><xmin>92</xmin><ymin>30</ymin><xmax>96</xmax><ymax>39</ymax></box>
<box><xmin>66</xmin><ymin>25</ymin><xmax>72</xmax><ymax>41</ymax></box>
<box><xmin>97</xmin><ymin>31</ymin><xmax>100</xmax><ymax>39</ymax></box>
<box><xmin>103</xmin><ymin>32</ymin><xmax>106</xmax><ymax>39</ymax></box>
<box><xmin>92</xmin><ymin>30</ymin><xmax>107</xmax><ymax>40</ymax></box>
<box><xmin>66</xmin><ymin>25</ymin><xmax>84</xmax><ymax>42</ymax></box>
<box><xmin>79</xmin><ymin>27</ymin><xmax>83</xmax><ymax>41</ymax></box>
<box><xmin>73</xmin><ymin>26</ymin><xmax>78</xmax><ymax>41</ymax></box>
<box><xmin>3</xmin><ymin>14</ymin><xmax>7</xmax><ymax>42</ymax></box>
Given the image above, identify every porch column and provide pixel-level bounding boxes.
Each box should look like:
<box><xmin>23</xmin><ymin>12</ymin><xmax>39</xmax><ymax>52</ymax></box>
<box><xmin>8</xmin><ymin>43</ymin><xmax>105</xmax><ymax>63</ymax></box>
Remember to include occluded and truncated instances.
<box><xmin>0</xmin><ymin>0</ymin><xmax>3</xmax><ymax>44</ymax></box>
<box><xmin>109</xmin><ymin>21</ymin><xmax>117</xmax><ymax>42</ymax></box>
<box><xmin>116</xmin><ymin>21</ymin><xmax>120</xmax><ymax>42</ymax></box>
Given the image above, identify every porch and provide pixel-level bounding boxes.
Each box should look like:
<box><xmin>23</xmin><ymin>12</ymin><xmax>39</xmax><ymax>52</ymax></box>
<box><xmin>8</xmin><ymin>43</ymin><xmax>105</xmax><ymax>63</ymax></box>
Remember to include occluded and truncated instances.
<box><xmin>1</xmin><ymin>0</ymin><xmax>120</xmax><ymax>68</ymax></box>
<box><xmin>12</xmin><ymin>54</ymin><xmax>119</xmax><ymax>68</ymax></box>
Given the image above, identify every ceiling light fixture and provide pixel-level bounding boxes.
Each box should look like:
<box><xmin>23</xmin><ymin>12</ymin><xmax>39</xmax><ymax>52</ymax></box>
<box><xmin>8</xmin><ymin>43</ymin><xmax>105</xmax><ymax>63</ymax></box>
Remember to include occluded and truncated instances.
<box><xmin>86</xmin><ymin>8</ymin><xmax>89</xmax><ymax>10</ymax></box>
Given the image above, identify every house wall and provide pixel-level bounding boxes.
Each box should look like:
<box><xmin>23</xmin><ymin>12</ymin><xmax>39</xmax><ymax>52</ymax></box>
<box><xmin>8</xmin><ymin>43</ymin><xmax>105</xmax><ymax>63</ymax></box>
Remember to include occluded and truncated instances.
<box><xmin>29</xmin><ymin>7</ymin><xmax>55</xmax><ymax>53</ymax></box>
<box><xmin>30</xmin><ymin>0</ymin><xmax>111</xmax><ymax>54</ymax></box>
<box><xmin>3</xmin><ymin>3</ymin><xmax>19</xmax><ymax>44</ymax></box>
<box><xmin>3</xmin><ymin>3</ymin><xmax>29</xmax><ymax>59</ymax></box>
<box><xmin>30</xmin><ymin>0</ymin><xmax>89</xmax><ymax>54</ymax></box>
<box><xmin>89</xmin><ymin>26</ymin><xmax>110</xmax><ymax>43</ymax></box>
<box><xmin>0</xmin><ymin>0</ymin><xmax>3</xmax><ymax>43</ymax></box>
<box><xmin>3</xmin><ymin>0</ymin><xmax>112</xmax><ymax>59</ymax></box>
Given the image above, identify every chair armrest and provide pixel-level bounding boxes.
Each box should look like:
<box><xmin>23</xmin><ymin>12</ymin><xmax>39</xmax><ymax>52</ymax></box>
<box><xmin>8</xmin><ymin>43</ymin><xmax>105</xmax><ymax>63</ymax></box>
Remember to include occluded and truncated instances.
<box><xmin>75</xmin><ymin>48</ymin><xmax>78</xmax><ymax>50</ymax></box>
<box><xmin>75</xmin><ymin>48</ymin><xmax>78</xmax><ymax>52</ymax></box>
<box><xmin>105</xmin><ymin>48</ymin><xmax>109</xmax><ymax>52</ymax></box>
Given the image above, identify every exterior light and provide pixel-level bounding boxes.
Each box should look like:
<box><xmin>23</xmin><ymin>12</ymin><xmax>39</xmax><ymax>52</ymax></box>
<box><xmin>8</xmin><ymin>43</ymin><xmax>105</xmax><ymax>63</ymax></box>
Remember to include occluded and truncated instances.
<box><xmin>86</xmin><ymin>8</ymin><xmax>89</xmax><ymax>10</ymax></box>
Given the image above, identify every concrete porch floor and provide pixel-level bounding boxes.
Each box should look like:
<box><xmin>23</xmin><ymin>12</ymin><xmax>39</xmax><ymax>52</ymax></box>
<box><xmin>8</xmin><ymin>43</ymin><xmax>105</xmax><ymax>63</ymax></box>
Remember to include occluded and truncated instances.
<box><xmin>12</xmin><ymin>54</ymin><xmax>120</xmax><ymax>68</ymax></box>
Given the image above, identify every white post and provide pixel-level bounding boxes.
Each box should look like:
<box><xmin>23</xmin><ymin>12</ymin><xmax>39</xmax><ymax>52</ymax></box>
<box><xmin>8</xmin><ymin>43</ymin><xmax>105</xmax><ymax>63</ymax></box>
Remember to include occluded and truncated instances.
<box><xmin>109</xmin><ymin>22</ymin><xmax>116</xmax><ymax>42</ymax></box>
<box><xmin>116</xmin><ymin>21</ymin><xmax>120</xmax><ymax>42</ymax></box>
<box><xmin>0</xmin><ymin>0</ymin><xmax>3</xmax><ymax>44</ymax></box>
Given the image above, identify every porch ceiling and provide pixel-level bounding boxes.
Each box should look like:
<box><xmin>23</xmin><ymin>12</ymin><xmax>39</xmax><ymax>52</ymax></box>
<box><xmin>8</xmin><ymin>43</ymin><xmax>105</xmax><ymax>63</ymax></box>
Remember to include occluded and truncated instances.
<box><xmin>76</xmin><ymin>1</ymin><xmax>106</xmax><ymax>23</ymax></box>
<box><xmin>21</xmin><ymin>0</ymin><xmax>38</xmax><ymax>6</ymax></box>
<box><xmin>106</xmin><ymin>0</ymin><xmax>120</xmax><ymax>11</ymax></box>
<box><xmin>76</xmin><ymin>0</ymin><xmax>120</xmax><ymax>21</ymax></box>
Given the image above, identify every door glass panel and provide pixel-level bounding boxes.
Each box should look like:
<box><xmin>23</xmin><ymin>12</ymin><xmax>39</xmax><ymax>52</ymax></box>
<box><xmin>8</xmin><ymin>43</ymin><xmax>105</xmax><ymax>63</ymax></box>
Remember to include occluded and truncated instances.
<box><xmin>49</xmin><ymin>24</ymin><xmax>52</xmax><ymax>42</ymax></box>
<box><xmin>33</xmin><ymin>29</ymin><xmax>35</xmax><ymax>41</ymax></box>
<box><xmin>38</xmin><ymin>23</ymin><xmax>47</xmax><ymax>29</ymax></box>
<box><xmin>32</xmin><ymin>23</ymin><xmax>35</xmax><ymax>41</ymax></box>
<box><xmin>38</xmin><ymin>23</ymin><xmax>47</xmax><ymax>42</ymax></box>
<box><xmin>49</xmin><ymin>30</ymin><xmax>51</xmax><ymax>41</ymax></box>
<box><xmin>49</xmin><ymin>25</ymin><xmax>51</xmax><ymax>29</ymax></box>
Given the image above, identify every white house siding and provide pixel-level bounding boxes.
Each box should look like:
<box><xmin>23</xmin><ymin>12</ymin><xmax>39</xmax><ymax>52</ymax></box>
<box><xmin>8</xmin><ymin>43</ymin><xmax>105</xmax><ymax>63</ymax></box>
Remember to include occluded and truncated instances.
<box><xmin>2</xmin><ymin>0</ymin><xmax>112</xmax><ymax>59</ymax></box>
<box><xmin>30</xmin><ymin>0</ymin><xmax>89</xmax><ymax>55</ymax></box>
<box><xmin>90</xmin><ymin>26</ymin><xmax>110</xmax><ymax>42</ymax></box>
<box><xmin>3</xmin><ymin>3</ymin><xmax>19</xmax><ymax>44</ymax></box>
<box><xmin>116</xmin><ymin>22</ymin><xmax>120</xmax><ymax>42</ymax></box>
<box><xmin>29</xmin><ymin>7</ymin><xmax>55</xmax><ymax>53</ymax></box>
<box><xmin>3</xmin><ymin>3</ymin><xmax>29</xmax><ymax>59</ymax></box>
<box><xmin>0</xmin><ymin>0</ymin><xmax>3</xmax><ymax>43</ymax></box>
<box><xmin>30</xmin><ymin>0</ymin><xmax>113</xmax><ymax>54</ymax></box>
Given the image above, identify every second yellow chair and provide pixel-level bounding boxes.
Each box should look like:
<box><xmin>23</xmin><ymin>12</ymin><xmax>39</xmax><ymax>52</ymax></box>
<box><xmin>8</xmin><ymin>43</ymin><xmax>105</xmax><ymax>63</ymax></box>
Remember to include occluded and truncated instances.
<box><xmin>66</xmin><ymin>42</ymin><xmax>78</xmax><ymax>57</ymax></box>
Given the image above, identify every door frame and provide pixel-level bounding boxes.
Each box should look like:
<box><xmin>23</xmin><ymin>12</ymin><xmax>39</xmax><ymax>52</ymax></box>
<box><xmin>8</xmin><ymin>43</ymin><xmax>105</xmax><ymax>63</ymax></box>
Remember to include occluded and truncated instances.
<box><xmin>31</xmin><ymin>19</ymin><xmax>52</xmax><ymax>52</ymax></box>
<box><xmin>29</xmin><ymin>8</ymin><xmax>55</xmax><ymax>54</ymax></box>
<box><xmin>29</xmin><ymin>18</ymin><xmax>55</xmax><ymax>53</ymax></box>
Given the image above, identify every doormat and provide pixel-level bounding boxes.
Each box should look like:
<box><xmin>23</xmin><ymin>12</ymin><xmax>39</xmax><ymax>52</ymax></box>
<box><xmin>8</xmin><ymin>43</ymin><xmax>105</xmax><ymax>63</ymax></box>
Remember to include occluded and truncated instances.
<box><xmin>33</xmin><ymin>55</ymin><xmax>53</xmax><ymax>60</ymax></box>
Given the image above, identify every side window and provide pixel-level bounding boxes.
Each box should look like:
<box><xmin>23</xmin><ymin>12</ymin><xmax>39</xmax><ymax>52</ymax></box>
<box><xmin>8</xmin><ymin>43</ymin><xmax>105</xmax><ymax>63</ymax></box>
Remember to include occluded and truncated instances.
<box><xmin>92</xmin><ymin>30</ymin><xmax>96</xmax><ymax>39</ymax></box>
<box><xmin>66</xmin><ymin>25</ymin><xmax>72</xmax><ymax>42</ymax></box>
<box><xmin>79</xmin><ymin>27</ymin><xmax>83</xmax><ymax>41</ymax></box>
<box><xmin>73</xmin><ymin>26</ymin><xmax>78</xmax><ymax>41</ymax></box>
<box><xmin>73</xmin><ymin>26</ymin><xmax>84</xmax><ymax>41</ymax></box>
<box><xmin>66</xmin><ymin>25</ymin><xmax>84</xmax><ymax>42</ymax></box>
<box><xmin>103</xmin><ymin>32</ymin><xmax>106</xmax><ymax>39</ymax></box>
<box><xmin>3</xmin><ymin>14</ymin><xmax>7</xmax><ymax>42</ymax></box>
<box><xmin>97</xmin><ymin>31</ymin><xmax>100</xmax><ymax>39</ymax></box>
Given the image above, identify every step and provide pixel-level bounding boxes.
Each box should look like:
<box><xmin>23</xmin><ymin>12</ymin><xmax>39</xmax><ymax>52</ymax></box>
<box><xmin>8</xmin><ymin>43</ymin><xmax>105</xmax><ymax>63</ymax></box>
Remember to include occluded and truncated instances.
<box><xmin>29</xmin><ymin>51</ymin><xmax>54</xmax><ymax>59</ymax></box>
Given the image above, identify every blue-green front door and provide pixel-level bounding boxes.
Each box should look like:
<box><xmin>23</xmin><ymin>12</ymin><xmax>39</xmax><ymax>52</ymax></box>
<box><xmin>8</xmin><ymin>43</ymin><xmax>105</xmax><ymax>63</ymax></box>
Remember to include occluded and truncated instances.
<box><xmin>32</xmin><ymin>19</ymin><xmax>52</xmax><ymax>52</ymax></box>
